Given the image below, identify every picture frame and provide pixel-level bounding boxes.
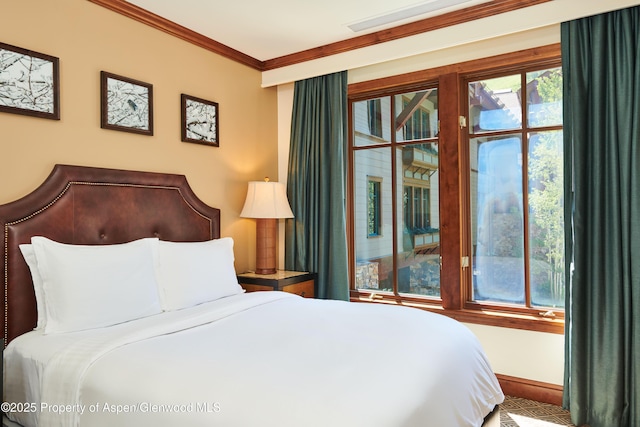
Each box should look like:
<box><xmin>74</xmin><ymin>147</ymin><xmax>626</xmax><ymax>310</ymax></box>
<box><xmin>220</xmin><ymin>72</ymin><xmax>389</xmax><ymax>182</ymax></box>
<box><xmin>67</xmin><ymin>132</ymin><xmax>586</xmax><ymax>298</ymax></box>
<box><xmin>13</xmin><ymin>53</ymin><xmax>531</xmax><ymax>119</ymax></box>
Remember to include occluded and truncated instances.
<box><xmin>100</xmin><ymin>71</ymin><xmax>153</xmax><ymax>135</ymax></box>
<box><xmin>181</xmin><ymin>94</ymin><xmax>219</xmax><ymax>146</ymax></box>
<box><xmin>0</xmin><ymin>42</ymin><xmax>60</xmax><ymax>120</ymax></box>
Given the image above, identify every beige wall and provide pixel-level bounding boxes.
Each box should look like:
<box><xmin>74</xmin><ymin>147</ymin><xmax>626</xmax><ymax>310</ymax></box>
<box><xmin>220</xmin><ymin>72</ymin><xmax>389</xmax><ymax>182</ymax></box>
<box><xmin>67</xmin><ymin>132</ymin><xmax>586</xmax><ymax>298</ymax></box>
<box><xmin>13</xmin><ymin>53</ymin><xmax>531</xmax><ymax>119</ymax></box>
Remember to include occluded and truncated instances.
<box><xmin>0</xmin><ymin>0</ymin><xmax>278</xmax><ymax>273</ymax></box>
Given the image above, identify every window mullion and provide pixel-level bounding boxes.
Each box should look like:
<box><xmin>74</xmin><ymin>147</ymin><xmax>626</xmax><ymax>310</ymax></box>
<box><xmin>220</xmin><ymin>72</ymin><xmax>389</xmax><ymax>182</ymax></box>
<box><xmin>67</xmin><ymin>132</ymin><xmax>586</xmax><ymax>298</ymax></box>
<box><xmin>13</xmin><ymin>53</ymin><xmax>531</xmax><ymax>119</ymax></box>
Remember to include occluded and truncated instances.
<box><xmin>521</xmin><ymin>72</ymin><xmax>532</xmax><ymax>308</ymax></box>
<box><xmin>438</xmin><ymin>72</ymin><xmax>462</xmax><ymax>310</ymax></box>
<box><xmin>390</xmin><ymin>98</ymin><xmax>399</xmax><ymax>295</ymax></box>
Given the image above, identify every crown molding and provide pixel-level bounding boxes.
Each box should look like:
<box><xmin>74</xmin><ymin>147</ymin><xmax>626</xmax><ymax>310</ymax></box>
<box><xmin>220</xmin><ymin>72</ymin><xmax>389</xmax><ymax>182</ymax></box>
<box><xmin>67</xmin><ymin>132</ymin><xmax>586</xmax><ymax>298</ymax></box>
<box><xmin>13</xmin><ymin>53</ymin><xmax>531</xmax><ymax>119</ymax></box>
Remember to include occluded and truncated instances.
<box><xmin>87</xmin><ymin>0</ymin><xmax>265</xmax><ymax>70</ymax></box>
<box><xmin>262</xmin><ymin>0</ymin><xmax>550</xmax><ymax>70</ymax></box>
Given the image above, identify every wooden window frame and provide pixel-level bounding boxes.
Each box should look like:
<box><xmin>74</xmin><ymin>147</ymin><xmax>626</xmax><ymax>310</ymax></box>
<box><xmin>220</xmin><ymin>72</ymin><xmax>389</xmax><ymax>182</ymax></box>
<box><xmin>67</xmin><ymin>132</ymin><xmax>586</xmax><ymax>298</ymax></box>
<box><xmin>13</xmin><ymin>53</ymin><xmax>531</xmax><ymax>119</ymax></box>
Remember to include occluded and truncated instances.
<box><xmin>347</xmin><ymin>44</ymin><xmax>564</xmax><ymax>334</ymax></box>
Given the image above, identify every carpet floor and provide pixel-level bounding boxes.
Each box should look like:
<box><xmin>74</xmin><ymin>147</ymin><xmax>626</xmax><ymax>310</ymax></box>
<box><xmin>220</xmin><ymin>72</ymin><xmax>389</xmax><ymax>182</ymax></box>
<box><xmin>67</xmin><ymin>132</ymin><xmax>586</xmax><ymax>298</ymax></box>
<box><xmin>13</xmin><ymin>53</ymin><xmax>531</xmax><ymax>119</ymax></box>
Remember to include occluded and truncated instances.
<box><xmin>500</xmin><ymin>396</ymin><xmax>576</xmax><ymax>427</ymax></box>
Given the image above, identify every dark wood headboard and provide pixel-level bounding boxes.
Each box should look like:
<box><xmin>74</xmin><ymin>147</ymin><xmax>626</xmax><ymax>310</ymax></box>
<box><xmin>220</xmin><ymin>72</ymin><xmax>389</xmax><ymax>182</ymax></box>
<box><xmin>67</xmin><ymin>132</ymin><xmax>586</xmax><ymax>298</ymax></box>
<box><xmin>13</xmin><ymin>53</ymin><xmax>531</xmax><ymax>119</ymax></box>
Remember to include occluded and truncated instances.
<box><xmin>0</xmin><ymin>164</ymin><xmax>220</xmax><ymax>345</ymax></box>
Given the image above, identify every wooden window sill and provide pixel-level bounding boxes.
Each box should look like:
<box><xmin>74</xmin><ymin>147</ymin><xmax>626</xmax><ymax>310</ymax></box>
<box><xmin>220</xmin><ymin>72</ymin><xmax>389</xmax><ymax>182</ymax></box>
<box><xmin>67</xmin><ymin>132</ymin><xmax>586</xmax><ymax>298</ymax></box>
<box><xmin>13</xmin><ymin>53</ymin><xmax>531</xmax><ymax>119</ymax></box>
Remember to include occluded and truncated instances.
<box><xmin>350</xmin><ymin>292</ymin><xmax>564</xmax><ymax>334</ymax></box>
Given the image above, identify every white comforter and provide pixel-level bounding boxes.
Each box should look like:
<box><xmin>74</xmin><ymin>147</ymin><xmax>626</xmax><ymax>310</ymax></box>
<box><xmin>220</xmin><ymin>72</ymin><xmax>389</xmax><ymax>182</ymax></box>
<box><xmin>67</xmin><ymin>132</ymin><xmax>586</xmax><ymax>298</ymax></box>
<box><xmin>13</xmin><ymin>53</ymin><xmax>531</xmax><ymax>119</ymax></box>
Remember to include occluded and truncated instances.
<box><xmin>4</xmin><ymin>292</ymin><xmax>503</xmax><ymax>427</ymax></box>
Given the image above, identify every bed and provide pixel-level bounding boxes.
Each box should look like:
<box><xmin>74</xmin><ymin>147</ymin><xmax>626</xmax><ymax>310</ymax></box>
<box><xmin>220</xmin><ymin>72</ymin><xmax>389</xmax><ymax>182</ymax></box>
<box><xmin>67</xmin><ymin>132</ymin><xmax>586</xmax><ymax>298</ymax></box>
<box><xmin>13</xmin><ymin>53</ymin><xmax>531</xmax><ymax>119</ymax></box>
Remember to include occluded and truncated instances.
<box><xmin>1</xmin><ymin>164</ymin><xmax>503</xmax><ymax>427</ymax></box>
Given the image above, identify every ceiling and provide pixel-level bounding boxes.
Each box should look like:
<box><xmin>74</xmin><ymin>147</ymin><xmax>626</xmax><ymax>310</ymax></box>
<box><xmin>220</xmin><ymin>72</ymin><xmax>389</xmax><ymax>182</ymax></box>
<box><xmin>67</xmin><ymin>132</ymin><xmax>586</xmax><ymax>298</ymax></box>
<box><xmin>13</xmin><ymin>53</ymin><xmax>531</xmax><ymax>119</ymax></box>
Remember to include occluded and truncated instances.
<box><xmin>125</xmin><ymin>0</ymin><xmax>492</xmax><ymax>61</ymax></box>
<box><xmin>113</xmin><ymin>0</ymin><xmax>640</xmax><ymax>86</ymax></box>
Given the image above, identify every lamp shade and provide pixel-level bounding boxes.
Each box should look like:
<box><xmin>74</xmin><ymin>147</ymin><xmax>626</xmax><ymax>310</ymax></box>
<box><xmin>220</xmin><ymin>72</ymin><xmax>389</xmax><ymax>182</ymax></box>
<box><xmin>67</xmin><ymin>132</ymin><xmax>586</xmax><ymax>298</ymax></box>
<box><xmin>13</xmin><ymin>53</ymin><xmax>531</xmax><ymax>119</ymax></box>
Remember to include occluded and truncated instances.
<box><xmin>240</xmin><ymin>180</ymin><xmax>294</xmax><ymax>219</ymax></box>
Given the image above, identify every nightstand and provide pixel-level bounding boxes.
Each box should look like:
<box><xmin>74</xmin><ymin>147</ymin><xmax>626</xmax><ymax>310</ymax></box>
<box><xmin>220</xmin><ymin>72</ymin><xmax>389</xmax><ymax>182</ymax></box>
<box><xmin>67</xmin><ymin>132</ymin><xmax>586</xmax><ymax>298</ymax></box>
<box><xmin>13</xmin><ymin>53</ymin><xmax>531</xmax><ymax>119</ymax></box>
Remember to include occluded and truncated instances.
<box><xmin>237</xmin><ymin>270</ymin><xmax>315</xmax><ymax>298</ymax></box>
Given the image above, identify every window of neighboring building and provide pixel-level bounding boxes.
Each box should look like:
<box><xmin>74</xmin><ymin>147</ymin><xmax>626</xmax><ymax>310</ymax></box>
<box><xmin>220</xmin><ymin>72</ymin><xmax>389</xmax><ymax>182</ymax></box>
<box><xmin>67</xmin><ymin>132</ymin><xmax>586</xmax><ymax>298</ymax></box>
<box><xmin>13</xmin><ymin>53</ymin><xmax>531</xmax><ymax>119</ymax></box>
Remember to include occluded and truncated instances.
<box><xmin>348</xmin><ymin>46</ymin><xmax>564</xmax><ymax>333</ymax></box>
<box><xmin>404</xmin><ymin>185</ymin><xmax>431</xmax><ymax>230</ymax></box>
<box><xmin>367</xmin><ymin>99</ymin><xmax>383</xmax><ymax>138</ymax></box>
<box><xmin>402</xmin><ymin>98</ymin><xmax>432</xmax><ymax>141</ymax></box>
<box><xmin>367</xmin><ymin>178</ymin><xmax>382</xmax><ymax>237</ymax></box>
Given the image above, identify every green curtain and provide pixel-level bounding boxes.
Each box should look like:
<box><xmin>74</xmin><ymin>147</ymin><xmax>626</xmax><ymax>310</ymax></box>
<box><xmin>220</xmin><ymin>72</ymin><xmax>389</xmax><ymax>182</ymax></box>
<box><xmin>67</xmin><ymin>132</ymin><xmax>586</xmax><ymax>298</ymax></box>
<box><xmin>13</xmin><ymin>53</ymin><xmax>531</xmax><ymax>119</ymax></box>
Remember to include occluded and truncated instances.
<box><xmin>562</xmin><ymin>6</ymin><xmax>640</xmax><ymax>427</ymax></box>
<box><xmin>285</xmin><ymin>71</ymin><xmax>349</xmax><ymax>300</ymax></box>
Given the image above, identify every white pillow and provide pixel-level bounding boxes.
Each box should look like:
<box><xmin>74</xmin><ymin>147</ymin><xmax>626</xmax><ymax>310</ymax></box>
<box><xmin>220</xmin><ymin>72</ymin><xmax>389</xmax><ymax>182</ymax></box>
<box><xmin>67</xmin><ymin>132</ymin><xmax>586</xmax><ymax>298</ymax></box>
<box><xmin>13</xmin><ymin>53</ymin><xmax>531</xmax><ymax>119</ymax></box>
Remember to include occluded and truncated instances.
<box><xmin>19</xmin><ymin>244</ymin><xmax>46</xmax><ymax>330</ymax></box>
<box><xmin>31</xmin><ymin>236</ymin><xmax>162</xmax><ymax>334</ymax></box>
<box><xmin>156</xmin><ymin>237</ymin><xmax>244</xmax><ymax>311</ymax></box>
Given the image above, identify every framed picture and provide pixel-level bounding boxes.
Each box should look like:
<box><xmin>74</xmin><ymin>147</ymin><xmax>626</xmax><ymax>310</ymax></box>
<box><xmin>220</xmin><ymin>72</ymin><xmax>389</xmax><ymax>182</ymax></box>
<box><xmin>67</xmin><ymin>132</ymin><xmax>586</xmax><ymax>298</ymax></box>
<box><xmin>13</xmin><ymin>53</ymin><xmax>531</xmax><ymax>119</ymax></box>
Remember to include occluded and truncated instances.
<box><xmin>181</xmin><ymin>94</ymin><xmax>219</xmax><ymax>146</ymax></box>
<box><xmin>0</xmin><ymin>42</ymin><xmax>60</xmax><ymax>120</ymax></box>
<box><xmin>101</xmin><ymin>71</ymin><xmax>153</xmax><ymax>135</ymax></box>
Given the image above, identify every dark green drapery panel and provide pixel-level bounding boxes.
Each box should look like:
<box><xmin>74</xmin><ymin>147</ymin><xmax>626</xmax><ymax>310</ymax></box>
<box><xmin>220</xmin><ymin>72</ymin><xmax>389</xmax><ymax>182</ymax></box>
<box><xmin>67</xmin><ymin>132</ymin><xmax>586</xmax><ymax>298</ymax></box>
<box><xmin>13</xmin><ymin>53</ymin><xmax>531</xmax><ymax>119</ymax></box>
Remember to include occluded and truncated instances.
<box><xmin>562</xmin><ymin>6</ymin><xmax>640</xmax><ymax>427</ymax></box>
<box><xmin>285</xmin><ymin>71</ymin><xmax>349</xmax><ymax>300</ymax></box>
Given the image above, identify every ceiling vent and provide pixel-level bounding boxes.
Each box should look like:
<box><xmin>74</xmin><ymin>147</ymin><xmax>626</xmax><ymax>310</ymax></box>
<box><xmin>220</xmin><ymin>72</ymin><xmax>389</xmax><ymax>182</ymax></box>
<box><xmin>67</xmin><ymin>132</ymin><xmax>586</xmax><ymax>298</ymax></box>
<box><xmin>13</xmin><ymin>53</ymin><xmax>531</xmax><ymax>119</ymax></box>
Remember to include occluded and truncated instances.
<box><xmin>347</xmin><ymin>0</ymin><xmax>475</xmax><ymax>32</ymax></box>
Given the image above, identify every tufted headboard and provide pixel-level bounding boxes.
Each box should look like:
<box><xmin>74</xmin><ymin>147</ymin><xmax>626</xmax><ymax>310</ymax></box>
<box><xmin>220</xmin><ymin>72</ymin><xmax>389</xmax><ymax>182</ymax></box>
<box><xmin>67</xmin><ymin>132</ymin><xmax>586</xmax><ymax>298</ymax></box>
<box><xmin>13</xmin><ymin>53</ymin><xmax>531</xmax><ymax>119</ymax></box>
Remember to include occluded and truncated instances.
<box><xmin>0</xmin><ymin>164</ymin><xmax>220</xmax><ymax>345</ymax></box>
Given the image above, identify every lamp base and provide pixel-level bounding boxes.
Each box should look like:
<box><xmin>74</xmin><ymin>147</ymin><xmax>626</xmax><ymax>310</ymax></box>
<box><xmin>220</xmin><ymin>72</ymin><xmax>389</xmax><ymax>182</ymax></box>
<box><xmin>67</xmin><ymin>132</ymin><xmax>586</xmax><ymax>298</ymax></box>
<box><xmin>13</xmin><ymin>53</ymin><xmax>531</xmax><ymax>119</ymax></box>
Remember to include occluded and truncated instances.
<box><xmin>255</xmin><ymin>218</ymin><xmax>277</xmax><ymax>275</ymax></box>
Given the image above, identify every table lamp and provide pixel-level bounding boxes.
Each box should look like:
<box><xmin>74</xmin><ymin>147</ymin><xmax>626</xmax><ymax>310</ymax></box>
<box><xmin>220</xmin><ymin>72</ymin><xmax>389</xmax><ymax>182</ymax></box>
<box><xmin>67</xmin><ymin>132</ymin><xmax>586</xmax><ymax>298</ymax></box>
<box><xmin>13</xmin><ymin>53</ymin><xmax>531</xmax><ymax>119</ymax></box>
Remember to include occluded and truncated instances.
<box><xmin>240</xmin><ymin>178</ymin><xmax>294</xmax><ymax>274</ymax></box>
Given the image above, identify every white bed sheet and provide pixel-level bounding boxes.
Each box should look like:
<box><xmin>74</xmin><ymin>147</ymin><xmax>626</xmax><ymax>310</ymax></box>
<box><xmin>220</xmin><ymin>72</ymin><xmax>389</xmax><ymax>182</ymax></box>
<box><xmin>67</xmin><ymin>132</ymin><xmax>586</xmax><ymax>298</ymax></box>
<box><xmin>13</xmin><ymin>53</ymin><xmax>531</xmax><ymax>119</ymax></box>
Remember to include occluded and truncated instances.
<box><xmin>4</xmin><ymin>291</ymin><xmax>503</xmax><ymax>427</ymax></box>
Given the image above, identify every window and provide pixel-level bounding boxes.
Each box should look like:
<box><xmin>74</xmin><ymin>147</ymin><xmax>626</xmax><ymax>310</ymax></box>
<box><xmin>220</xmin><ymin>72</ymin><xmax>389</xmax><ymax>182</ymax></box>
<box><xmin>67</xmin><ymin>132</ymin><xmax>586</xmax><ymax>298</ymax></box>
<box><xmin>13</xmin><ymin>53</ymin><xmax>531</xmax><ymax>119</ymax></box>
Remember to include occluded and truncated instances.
<box><xmin>467</xmin><ymin>67</ymin><xmax>564</xmax><ymax>309</ymax></box>
<box><xmin>367</xmin><ymin>178</ymin><xmax>382</xmax><ymax>237</ymax></box>
<box><xmin>348</xmin><ymin>46</ymin><xmax>564</xmax><ymax>333</ymax></box>
<box><xmin>351</xmin><ymin>89</ymin><xmax>441</xmax><ymax>297</ymax></box>
<box><xmin>402</xmin><ymin>98</ymin><xmax>431</xmax><ymax>140</ymax></box>
<box><xmin>367</xmin><ymin>99</ymin><xmax>383</xmax><ymax>138</ymax></box>
<box><xmin>404</xmin><ymin>185</ymin><xmax>430</xmax><ymax>230</ymax></box>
